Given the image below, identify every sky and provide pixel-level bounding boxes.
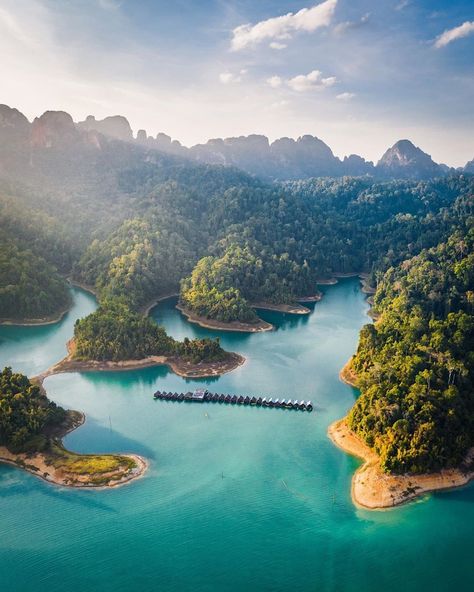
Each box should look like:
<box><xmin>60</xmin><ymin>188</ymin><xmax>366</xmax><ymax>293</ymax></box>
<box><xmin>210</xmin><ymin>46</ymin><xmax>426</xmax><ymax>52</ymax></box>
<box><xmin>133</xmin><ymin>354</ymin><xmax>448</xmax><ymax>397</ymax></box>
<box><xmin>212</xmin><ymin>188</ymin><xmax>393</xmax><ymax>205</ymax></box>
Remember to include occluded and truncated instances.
<box><xmin>0</xmin><ymin>0</ymin><xmax>473</xmax><ymax>166</ymax></box>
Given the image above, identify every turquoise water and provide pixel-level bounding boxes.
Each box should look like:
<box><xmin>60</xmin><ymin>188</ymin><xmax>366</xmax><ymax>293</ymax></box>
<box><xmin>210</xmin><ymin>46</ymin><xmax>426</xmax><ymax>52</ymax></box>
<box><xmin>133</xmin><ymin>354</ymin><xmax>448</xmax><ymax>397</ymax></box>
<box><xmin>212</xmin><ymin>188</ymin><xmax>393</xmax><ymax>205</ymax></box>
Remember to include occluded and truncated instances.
<box><xmin>0</xmin><ymin>280</ymin><xmax>473</xmax><ymax>592</ymax></box>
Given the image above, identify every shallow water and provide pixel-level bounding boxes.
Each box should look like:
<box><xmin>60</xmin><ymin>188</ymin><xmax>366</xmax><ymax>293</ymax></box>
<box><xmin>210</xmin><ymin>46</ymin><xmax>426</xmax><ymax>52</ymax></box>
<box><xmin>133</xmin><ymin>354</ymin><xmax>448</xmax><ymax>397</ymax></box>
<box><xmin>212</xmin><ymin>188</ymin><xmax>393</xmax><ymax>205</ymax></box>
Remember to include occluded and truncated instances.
<box><xmin>0</xmin><ymin>280</ymin><xmax>473</xmax><ymax>592</ymax></box>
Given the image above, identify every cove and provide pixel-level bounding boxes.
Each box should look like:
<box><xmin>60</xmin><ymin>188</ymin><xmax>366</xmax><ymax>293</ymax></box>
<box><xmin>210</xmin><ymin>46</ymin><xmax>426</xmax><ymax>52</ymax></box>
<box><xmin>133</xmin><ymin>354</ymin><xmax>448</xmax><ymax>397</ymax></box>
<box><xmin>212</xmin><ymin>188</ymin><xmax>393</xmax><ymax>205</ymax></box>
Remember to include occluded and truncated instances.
<box><xmin>0</xmin><ymin>280</ymin><xmax>473</xmax><ymax>592</ymax></box>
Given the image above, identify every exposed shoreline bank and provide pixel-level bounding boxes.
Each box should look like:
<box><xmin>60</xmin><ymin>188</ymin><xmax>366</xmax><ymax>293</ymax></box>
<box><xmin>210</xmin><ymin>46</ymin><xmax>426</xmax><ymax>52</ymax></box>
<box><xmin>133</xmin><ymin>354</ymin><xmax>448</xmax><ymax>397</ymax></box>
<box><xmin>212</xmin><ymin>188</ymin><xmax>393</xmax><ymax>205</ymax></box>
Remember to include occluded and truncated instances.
<box><xmin>69</xmin><ymin>279</ymin><xmax>98</xmax><ymax>297</ymax></box>
<box><xmin>40</xmin><ymin>339</ymin><xmax>245</xmax><ymax>380</ymax></box>
<box><xmin>339</xmin><ymin>357</ymin><xmax>359</xmax><ymax>387</ymax></box>
<box><xmin>316</xmin><ymin>273</ymin><xmax>375</xmax><ymax>294</ymax></box>
<box><xmin>0</xmin><ymin>447</ymin><xmax>148</xmax><ymax>489</ymax></box>
<box><xmin>252</xmin><ymin>301</ymin><xmax>311</xmax><ymax>314</ymax></box>
<box><xmin>0</xmin><ymin>302</ymin><xmax>72</xmax><ymax>327</ymax></box>
<box><xmin>176</xmin><ymin>303</ymin><xmax>274</xmax><ymax>333</ymax></box>
<box><xmin>0</xmin><ymin>280</ymin><xmax>97</xmax><ymax>327</ymax></box>
<box><xmin>331</xmin><ymin>358</ymin><xmax>474</xmax><ymax>509</ymax></box>
<box><xmin>141</xmin><ymin>292</ymin><xmax>179</xmax><ymax>316</ymax></box>
<box><xmin>328</xmin><ymin>418</ymin><xmax>474</xmax><ymax>509</ymax></box>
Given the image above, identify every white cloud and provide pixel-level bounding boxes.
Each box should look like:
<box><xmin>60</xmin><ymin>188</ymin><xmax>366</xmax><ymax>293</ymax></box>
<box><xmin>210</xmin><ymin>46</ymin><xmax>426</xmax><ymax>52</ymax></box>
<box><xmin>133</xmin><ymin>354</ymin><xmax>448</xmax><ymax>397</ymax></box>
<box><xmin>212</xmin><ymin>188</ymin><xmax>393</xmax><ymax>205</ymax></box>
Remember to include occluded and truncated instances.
<box><xmin>219</xmin><ymin>70</ymin><xmax>246</xmax><ymax>84</ymax></box>
<box><xmin>231</xmin><ymin>0</ymin><xmax>337</xmax><ymax>51</ymax></box>
<box><xmin>334</xmin><ymin>12</ymin><xmax>370</xmax><ymax>35</ymax></box>
<box><xmin>269</xmin><ymin>100</ymin><xmax>289</xmax><ymax>109</ymax></box>
<box><xmin>98</xmin><ymin>0</ymin><xmax>123</xmax><ymax>10</ymax></box>
<box><xmin>287</xmin><ymin>70</ymin><xmax>336</xmax><ymax>92</ymax></box>
<box><xmin>336</xmin><ymin>92</ymin><xmax>355</xmax><ymax>100</ymax></box>
<box><xmin>269</xmin><ymin>41</ymin><xmax>287</xmax><ymax>50</ymax></box>
<box><xmin>395</xmin><ymin>0</ymin><xmax>410</xmax><ymax>11</ymax></box>
<box><xmin>267</xmin><ymin>75</ymin><xmax>283</xmax><ymax>88</ymax></box>
<box><xmin>434</xmin><ymin>21</ymin><xmax>474</xmax><ymax>48</ymax></box>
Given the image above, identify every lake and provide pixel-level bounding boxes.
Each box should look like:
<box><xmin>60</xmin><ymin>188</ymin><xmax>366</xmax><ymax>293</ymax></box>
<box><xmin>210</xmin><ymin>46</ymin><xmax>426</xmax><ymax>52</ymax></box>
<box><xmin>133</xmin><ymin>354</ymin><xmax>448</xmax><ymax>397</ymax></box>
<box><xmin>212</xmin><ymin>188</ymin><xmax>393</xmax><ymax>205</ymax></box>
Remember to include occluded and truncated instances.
<box><xmin>0</xmin><ymin>279</ymin><xmax>473</xmax><ymax>592</ymax></box>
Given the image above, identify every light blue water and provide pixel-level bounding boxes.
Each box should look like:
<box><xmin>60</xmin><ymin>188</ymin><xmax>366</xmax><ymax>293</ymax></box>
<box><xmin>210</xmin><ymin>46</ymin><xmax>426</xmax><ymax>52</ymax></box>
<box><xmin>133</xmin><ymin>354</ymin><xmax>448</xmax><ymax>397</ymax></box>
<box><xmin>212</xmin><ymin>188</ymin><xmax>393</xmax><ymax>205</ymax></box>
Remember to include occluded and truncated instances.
<box><xmin>0</xmin><ymin>280</ymin><xmax>472</xmax><ymax>592</ymax></box>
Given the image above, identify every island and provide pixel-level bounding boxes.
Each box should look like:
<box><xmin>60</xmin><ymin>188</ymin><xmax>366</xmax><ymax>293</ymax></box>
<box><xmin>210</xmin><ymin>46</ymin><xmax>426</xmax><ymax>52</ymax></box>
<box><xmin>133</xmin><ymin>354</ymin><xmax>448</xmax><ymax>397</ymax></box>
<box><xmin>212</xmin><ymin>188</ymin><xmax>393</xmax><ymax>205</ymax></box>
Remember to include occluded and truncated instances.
<box><xmin>0</xmin><ymin>367</ymin><xmax>147</xmax><ymax>488</ymax></box>
<box><xmin>42</xmin><ymin>338</ymin><xmax>245</xmax><ymax>379</ymax></box>
<box><xmin>44</xmin><ymin>293</ymin><xmax>246</xmax><ymax>378</ymax></box>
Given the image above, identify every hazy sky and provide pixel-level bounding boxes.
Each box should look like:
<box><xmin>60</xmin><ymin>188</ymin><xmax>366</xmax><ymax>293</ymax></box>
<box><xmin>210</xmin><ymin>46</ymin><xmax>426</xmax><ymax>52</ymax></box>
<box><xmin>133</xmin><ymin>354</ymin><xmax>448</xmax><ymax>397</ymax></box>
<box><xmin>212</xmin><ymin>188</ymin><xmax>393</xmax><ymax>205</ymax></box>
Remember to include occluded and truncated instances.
<box><xmin>1</xmin><ymin>0</ymin><xmax>473</xmax><ymax>166</ymax></box>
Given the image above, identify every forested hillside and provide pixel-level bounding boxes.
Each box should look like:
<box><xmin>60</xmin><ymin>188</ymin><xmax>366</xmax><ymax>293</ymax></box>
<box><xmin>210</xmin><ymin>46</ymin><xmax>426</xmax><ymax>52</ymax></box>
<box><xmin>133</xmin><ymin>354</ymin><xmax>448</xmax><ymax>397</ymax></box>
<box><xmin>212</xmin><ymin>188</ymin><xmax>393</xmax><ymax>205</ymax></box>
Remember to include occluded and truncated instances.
<box><xmin>0</xmin><ymin>194</ymin><xmax>72</xmax><ymax>320</ymax></box>
<box><xmin>0</xmin><ymin>367</ymin><xmax>66</xmax><ymax>452</ymax></box>
<box><xmin>1</xmin><ymin>108</ymin><xmax>473</xmax><ymax>476</ymax></box>
<box><xmin>348</xmin><ymin>228</ymin><xmax>474</xmax><ymax>474</ymax></box>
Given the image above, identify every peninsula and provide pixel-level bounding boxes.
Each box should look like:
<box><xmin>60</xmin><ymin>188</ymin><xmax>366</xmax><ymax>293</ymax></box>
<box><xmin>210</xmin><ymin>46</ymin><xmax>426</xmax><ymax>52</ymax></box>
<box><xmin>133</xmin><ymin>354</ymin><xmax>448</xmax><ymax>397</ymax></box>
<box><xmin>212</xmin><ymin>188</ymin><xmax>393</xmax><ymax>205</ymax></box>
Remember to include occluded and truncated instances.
<box><xmin>176</xmin><ymin>303</ymin><xmax>274</xmax><ymax>333</ymax></box>
<box><xmin>329</xmin><ymin>417</ymin><xmax>474</xmax><ymax>509</ymax></box>
<box><xmin>0</xmin><ymin>368</ymin><xmax>147</xmax><ymax>488</ymax></box>
<box><xmin>330</xmin><ymin>358</ymin><xmax>474</xmax><ymax>509</ymax></box>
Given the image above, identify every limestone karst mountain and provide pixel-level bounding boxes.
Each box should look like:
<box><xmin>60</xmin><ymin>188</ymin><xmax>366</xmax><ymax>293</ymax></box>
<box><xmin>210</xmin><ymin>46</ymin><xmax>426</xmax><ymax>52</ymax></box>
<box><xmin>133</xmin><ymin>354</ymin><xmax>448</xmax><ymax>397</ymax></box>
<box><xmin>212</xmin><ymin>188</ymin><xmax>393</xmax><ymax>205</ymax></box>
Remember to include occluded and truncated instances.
<box><xmin>0</xmin><ymin>105</ymin><xmax>467</xmax><ymax>181</ymax></box>
<box><xmin>377</xmin><ymin>139</ymin><xmax>445</xmax><ymax>179</ymax></box>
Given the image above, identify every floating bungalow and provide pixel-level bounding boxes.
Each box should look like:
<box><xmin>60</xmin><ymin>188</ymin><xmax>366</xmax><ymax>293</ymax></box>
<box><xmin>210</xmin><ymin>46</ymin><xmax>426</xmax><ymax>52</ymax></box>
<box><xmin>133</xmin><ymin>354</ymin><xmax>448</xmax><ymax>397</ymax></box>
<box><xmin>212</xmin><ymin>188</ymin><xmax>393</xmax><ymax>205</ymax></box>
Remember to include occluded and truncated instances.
<box><xmin>153</xmin><ymin>388</ymin><xmax>313</xmax><ymax>412</ymax></box>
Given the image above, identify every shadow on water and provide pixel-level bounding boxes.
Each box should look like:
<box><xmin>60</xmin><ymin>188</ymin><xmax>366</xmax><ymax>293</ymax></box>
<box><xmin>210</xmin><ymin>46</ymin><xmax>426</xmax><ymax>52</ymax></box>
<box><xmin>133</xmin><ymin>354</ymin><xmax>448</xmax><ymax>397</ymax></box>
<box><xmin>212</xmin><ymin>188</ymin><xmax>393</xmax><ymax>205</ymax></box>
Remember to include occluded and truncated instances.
<box><xmin>256</xmin><ymin>309</ymin><xmax>313</xmax><ymax>331</ymax></box>
<box><xmin>64</xmin><ymin>415</ymin><xmax>157</xmax><ymax>460</ymax></box>
<box><xmin>0</xmin><ymin>463</ymin><xmax>119</xmax><ymax>512</ymax></box>
<box><xmin>79</xmin><ymin>365</ymin><xmax>170</xmax><ymax>387</ymax></box>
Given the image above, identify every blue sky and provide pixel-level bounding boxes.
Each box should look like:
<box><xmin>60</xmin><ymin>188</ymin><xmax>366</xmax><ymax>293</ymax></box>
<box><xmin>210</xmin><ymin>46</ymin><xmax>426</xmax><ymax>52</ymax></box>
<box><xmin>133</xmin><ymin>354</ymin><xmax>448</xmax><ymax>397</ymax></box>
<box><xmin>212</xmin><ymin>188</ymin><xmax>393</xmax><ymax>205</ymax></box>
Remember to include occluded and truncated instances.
<box><xmin>0</xmin><ymin>0</ymin><xmax>472</xmax><ymax>165</ymax></box>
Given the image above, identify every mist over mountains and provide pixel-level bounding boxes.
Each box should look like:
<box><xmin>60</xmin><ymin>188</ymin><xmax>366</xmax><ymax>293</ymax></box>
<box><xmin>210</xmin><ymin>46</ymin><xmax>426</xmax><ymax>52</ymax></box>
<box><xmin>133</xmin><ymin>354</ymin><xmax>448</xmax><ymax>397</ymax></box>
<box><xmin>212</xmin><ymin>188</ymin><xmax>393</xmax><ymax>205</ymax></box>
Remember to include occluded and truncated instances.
<box><xmin>1</xmin><ymin>104</ymin><xmax>472</xmax><ymax>182</ymax></box>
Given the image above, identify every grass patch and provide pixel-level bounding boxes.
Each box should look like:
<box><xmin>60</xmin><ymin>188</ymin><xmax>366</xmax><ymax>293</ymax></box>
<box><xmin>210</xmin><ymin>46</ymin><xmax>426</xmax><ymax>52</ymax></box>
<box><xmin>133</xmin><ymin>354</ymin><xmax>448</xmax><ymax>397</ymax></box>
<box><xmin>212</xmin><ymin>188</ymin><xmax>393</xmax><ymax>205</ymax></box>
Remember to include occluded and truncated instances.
<box><xmin>46</xmin><ymin>443</ymin><xmax>136</xmax><ymax>476</ymax></box>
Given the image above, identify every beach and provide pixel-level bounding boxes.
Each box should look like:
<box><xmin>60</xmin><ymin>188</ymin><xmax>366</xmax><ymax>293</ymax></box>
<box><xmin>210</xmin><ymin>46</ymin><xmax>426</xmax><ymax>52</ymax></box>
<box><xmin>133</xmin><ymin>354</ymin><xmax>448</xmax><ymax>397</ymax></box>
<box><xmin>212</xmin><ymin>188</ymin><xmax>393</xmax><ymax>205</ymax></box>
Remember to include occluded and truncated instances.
<box><xmin>328</xmin><ymin>418</ymin><xmax>474</xmax><ymax>509</ymax></box>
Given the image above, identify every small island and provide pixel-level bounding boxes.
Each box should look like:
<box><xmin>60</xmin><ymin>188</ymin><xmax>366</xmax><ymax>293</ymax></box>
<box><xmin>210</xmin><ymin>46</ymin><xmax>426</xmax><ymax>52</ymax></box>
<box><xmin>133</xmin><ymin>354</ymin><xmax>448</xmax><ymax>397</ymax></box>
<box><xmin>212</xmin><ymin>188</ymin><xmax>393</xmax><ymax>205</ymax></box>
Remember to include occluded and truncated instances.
<box><xmin>0</xmin><ymin>367</ymin><xmax>147</xmax><ymax>488</ymax></box>
<box><xmin>43</xmin><ymin>338</ymin><xmax>245</xmax><ymax>379</ymax></box>
<box><xmin>42</xmin><ymin>297</ymin><xmax>246</xmax><ymax>379</ymax></box>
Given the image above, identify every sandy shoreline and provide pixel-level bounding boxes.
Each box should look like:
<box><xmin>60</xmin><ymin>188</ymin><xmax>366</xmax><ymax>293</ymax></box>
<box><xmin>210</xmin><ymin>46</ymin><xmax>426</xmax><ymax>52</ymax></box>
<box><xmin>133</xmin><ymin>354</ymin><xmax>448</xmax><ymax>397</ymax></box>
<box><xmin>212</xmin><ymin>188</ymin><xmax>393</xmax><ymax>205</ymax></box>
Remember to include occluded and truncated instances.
<box><xmin>176</xmin><ymin>303</ymin><xmax>274</xmax><ymax>333</ymax></box>
<box><xmin>328</xmin><ymin>418</ymin><xmax>474</xmax><ymax>509</ymax></box>
<box><xmin>296</xmin><ymin>294</ymin><xmax>322</xmax><ymax>303</ymax></box>
<box><xmin>339</xmin><ymin>357</ymin><xmax>359</xmax><ymax>387</ymax></box>
<box><xmin>0</xmin><ymin>408</ymin><xmax>148</xmax><ymax>489</ymax></box>
<box><xmin>316</xmin><ymin>273</ymin><xmax>375</xmax><ymax>295</ymax></box>
<box><xmin>332</xmin><ymin>358</ymin><xmax>474</xmax><ymax>509</ymax></box>
<box><xmin>0</xmin><ymin>447</ymin><xmax>148</xmax><ymax>489</ymax></box>
<box><xmin>69</xmin><ymin>279</ymin><xmax>98</xmax><ymax>297</ymax></box>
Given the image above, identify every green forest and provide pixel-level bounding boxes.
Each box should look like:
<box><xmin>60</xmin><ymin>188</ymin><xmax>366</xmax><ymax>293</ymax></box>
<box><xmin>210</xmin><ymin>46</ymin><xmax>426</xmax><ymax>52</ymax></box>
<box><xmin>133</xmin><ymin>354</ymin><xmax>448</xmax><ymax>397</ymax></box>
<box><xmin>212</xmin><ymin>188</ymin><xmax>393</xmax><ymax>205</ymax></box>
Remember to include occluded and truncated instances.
<box><xmin>0</xmin><ymin>367</ymin><xmax>66</xmax><ymax>453</ymax></box>
<box><xmin>348</xmin><ymin>229</ymin><xmax>474</xmax><ymax>473</ymax></box>
<box><xmin>0</xmin><ymin>195</ymin><xmax>72</xmax><ymax>320</ymax></box>
<box><xmin>1</xmin><ymin>134</ymin><xmax>473</xmax><ymax>474</ymax></box>
<box><xmin>73</xmin><ymin>297</ymin><xmax>226</xmax><ymax>363</ymax></box>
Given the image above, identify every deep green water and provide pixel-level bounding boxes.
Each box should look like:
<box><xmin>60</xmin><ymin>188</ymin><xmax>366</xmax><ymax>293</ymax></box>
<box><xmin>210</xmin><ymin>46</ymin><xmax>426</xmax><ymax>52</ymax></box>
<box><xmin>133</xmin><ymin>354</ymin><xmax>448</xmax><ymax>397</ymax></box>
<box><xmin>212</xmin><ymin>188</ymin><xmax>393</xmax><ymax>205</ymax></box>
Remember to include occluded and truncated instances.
<box><xmin>0</xmin><ymin>281</ymin><xmax>473</xmax><ymax>592</ymax></box>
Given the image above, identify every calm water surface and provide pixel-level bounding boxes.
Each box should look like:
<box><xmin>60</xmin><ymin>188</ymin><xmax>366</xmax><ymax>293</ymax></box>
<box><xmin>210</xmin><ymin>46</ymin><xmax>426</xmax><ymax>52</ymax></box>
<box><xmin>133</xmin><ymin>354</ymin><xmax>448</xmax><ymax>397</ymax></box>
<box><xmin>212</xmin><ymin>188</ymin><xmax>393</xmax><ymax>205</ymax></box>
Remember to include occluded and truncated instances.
<box><xmin>0</xmin><ymin>281</ymin><xmax>472</xmax><ymax>592</ymax></box>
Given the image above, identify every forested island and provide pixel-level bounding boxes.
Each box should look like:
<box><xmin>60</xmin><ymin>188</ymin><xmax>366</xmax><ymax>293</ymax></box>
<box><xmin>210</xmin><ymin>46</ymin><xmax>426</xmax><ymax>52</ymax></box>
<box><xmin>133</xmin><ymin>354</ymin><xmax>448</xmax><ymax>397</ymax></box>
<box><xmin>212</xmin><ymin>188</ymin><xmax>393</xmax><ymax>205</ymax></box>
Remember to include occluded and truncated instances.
<box><xmin>0</xmin><ymin>104</ymin><xmax>473</xmax><ymax>503</ymax></box>
<box><xmin>0</xmin><ymin>367</ymin><xmax>146</xmax><ymax>487</ymax></box>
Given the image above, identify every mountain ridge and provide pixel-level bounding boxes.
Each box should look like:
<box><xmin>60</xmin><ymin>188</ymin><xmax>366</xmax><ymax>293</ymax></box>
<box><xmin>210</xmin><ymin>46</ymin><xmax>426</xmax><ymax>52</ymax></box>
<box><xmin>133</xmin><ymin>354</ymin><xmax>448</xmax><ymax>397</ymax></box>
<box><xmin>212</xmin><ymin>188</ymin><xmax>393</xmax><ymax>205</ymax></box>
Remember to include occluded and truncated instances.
<box><xmin>0</xmin><ymin>104</ymin><xmax>471</xmax><ymax>181</ymax></box>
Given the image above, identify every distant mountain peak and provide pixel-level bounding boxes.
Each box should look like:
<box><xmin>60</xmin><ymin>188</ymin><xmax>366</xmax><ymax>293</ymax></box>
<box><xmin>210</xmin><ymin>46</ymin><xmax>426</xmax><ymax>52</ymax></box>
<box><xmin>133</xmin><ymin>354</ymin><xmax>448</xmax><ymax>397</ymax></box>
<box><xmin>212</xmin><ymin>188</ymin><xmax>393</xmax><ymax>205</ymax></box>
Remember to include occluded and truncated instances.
<box><xmin>31</xmin><ymin>111</ymin><xmax>79</xmax><ymax>148</ymax></box>
<box><xmin>77</xmin><ymin>114</ymin><xmax>133</xmax><ymax>141</ymax></box>
<box><xmin>377</xmin><ymin>139</ymin><xmax>442</xmax><ymax>179</ymax></box>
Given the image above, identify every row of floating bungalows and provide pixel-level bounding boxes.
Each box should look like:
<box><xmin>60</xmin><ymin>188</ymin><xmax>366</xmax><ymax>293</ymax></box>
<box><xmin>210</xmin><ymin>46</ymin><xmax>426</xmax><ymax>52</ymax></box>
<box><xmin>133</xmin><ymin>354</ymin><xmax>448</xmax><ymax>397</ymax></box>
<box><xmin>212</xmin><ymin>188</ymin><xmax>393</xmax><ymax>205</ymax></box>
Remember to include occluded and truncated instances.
<box><xmin>153</xmin><ymin>389</ymin><xmax>313</xmax><ymax>412</ymax></box>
